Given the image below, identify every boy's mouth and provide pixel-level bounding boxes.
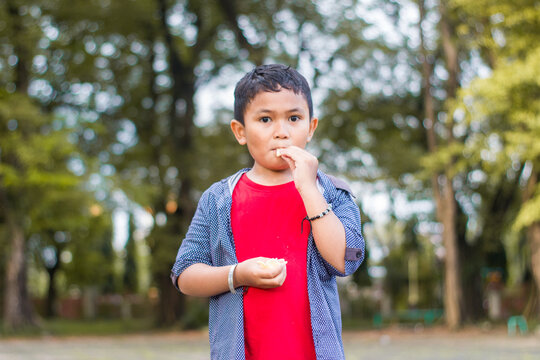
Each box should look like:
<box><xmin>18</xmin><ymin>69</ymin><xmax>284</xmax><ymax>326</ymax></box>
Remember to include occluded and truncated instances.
<box><xmin>272</xmin><ymin>147</ymin><xmax>287</xmax><ymax>157</ymax></box>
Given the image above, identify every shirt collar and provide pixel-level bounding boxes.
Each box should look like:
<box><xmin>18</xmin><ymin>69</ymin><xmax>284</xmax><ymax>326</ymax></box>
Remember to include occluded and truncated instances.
<box><xmin>226</xmin><ymin>168</ymin><xmax>325</xmax><ymax>196</ymax></box>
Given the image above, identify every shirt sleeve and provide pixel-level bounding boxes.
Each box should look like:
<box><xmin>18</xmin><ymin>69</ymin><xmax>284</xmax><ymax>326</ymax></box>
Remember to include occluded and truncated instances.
<box><xmin>170</xmin><ymin>190</ymin><xmax>213</xmax><ymax>292</ymax></box>
<box><xmin>321</xmin><ymin>188</ymin><xmax>365</xmax><ymax>277</ymax></box>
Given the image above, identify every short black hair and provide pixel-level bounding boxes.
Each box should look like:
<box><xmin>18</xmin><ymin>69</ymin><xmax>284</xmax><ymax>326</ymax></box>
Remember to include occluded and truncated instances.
<box><xmin>234</xmin><ymin>64</ymin><xmax>313</xmax><ymax>124</ymax></box>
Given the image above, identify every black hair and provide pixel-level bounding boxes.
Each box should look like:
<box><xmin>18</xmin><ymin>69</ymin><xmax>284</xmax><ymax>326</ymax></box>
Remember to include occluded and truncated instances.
<box><xmin>233</xmin><ymin>64</ymin><xmax>313</xmax><ymax>124</ymax></box>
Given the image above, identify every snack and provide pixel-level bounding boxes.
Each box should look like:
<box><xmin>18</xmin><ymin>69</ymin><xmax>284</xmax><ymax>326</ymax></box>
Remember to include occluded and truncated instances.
<box><xmin>257</xmin><ymin>258</ymin><xmax>287</xmax><ymax>269</ymax></box>
<box><xmin>275</xmin><ymin>149</ymin><xmax>282</xmax><ymax>157</ymax></box>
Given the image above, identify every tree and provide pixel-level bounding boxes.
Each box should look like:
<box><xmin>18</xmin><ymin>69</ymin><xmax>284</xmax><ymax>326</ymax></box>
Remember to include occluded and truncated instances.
<box><xmin>417</xmin><ymin>0</ymin><xmax>462</xmax><ymax>329</ymax></box>
<box><xmin>0</xmin><ymin>0</ymin><xmax>109</xmax><ymax>328</ymax></box>
<box><xmin>313</xmin><ymin>0</ymin><xmax>467</xmax><ymax>327</ymax></box>
<box><xmin>32</xmin><ymin>0</ymin><xmax>324</xmax><ymax>326</ymax></box>
<box><xmin>0</xmin><ymin>90</ymin><xmax>85</xmax><ymax>329</ymax></box>
<box><xmin>27</xmin><ymin>188</ymin><xmax>109</xmax><ymax>318</ymax></box>
<box><xmin>1</xmin><ymin>0</ymin><xmax>41</xmax><ymax>329</ymax></box>
<box><xmin>450</xmin><ymin>0</ymin><xmax>540</xmax><ymax>315</ymax></box>
<box><xmin>54</xmin><ymin>0</ymin><xmax>370</xmax><ymax>326</ymax></box>
<box><xmin>314</xmin><ymin>0</ymin><xmax>535</xmax><ymax>327</ymax></box>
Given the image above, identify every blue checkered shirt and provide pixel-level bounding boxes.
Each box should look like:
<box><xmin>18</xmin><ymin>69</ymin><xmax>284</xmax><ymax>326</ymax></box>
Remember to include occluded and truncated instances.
<box><xmin>171</xmin><ymin>168</ymin><xmax>365</xmax><ymax>359</ymax></box>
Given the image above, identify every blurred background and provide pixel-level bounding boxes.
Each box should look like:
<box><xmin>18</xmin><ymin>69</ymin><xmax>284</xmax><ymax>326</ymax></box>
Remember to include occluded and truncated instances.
<box><xmin>1</xmin><ymin>0</ymin><xmax>539</xmax><ymax>337</ymax></box>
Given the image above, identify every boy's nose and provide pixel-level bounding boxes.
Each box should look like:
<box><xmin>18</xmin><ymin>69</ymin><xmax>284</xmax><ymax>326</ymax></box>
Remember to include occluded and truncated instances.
<box><xmin>273</xmin><ymin>120</ymin><xmax>289</xmax><ymax>138</ymax></box>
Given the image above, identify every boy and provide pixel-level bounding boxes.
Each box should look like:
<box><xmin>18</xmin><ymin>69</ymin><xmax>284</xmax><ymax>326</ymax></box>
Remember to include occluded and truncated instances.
<box><xmin>171</xmin><ymin>64</ymin><xmax>365</xmax><ymax>359</ymax></box>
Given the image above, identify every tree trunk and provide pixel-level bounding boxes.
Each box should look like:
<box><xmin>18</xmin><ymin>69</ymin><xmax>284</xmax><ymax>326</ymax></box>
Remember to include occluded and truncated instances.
<box><xmin>439</xmin><ymin>0</ymin><xmax>459</xmax><ymax>99</ymax></box>
<box><xmin>45</xmin><ymin>262</ymin><xmax>60</xmax><ymax>318</ymax></box>
<box><xmin>525</xmin><ymin>170</ymin><xmax>540</xmax><ymax>317</ymax></box>
<box><xmin>2</xmin><ymin>210</ymin><xmax>36</xmax><ymax>330</ymax></box>
<box><xmin>154</xmin><ymin>0</ymin><xmax>196</xmax><ymax>326</ymax></box>
<box><xmin>457</xmin><ymin>202</ymin><xmax>484</xmax><ymax>322</ymax></box>
<box><xmin>418</xmin><ymin>0</ymin><xmax>462</xmax><ymax>329</ymax></box>
<box><xmin>2</xmin><ymin>0</ymin><xmax>36</xmax><ymax>331</ymax></box>
<box><xmin>440</xmin><ymin>180</ymin><xmax>461</xmax><ymax>328</ymax></box>
<box><xmin>528</xmin><ymin>222</ymin><xmax>540</xmax><ymax>317</ymax></box>
<box><xmin>439</xmin><ymin>0</ymin><xmax>463</xmax><ymax>329</ymax></box>
<box><xmin>154</xmin><ymin>270</ymin><xmax>185</xmax><ymax>326</ymax></box>
<box><xmin>7</xmin><ymin>0</ymin><xmax>30</xmax><ymax>93</ymax></box>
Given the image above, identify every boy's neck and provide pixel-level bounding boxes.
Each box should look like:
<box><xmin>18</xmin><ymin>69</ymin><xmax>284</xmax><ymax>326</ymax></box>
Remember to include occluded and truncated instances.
<box><xmin>246</xmin><ymin>165</ymin><xmax>293</xmax><ymax>186</ymax></box>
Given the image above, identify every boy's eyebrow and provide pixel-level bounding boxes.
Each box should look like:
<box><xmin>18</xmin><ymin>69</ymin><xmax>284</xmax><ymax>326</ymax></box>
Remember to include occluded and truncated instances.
<box><xmin>286</xmin><ymin>107</ymin><xmax>305</xmax><ymax>113</ymax></box>
<box><xmin>256</xmin><ymin>109</ymin><xmax>274</xmax><ymax>114</ymax></box>
<box><xmin>255</xmin><ymin>108</ymin><xmax>305</xmax><ymax>114</ymax></box>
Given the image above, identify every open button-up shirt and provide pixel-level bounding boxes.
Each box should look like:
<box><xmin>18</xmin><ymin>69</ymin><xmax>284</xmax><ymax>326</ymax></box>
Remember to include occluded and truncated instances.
<box><xmin>171</xmin><ymin>169</ymin><xmax>365</xmax><ymax>360</ymax></box>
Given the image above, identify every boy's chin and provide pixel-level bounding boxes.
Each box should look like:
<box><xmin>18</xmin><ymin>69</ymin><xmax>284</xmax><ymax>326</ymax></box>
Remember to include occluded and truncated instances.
<box><xmin>272</xmin><ymin>163</ymin><xmax>292</xmax><ymax>172</ymax></box>
<box><xmin>252</xmin><ymin>158</ymin><xmax>290</xmax><ymax>172</ymax></box>
<box><xmin>260</xmin><ymin>162</ymin><xmax>290</xmax><ymax>172</ymax></box>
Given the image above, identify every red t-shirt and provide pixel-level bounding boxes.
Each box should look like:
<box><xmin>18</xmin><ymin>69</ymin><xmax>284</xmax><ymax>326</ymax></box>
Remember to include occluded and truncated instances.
<box><xmin>231</xmin><ymin>174</ymin><xmax>316</xmax><ymax>360</ymax></box>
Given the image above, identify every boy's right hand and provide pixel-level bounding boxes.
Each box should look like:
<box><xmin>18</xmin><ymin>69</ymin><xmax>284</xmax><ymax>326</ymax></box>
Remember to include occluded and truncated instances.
<box><xmin>235</xmin><ymin>257</ymin><xmax>287</xmax><ymax>289</ymax></box>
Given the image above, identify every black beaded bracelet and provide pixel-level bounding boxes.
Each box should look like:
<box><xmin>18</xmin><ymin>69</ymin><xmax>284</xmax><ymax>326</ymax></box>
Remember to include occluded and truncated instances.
<box><xmin>307</xmin><ymin>203</ymin><xmax>333</xmax><ymax>221</ymax></box>
<box><xmin>301</xmin><ymin>204</ymin><xmax>333</xmax><ymax>233</ymax></box>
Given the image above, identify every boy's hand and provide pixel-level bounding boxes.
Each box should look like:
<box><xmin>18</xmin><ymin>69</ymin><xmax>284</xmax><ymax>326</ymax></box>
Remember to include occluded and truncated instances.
<box><xmin>276</xmin><ymin>146</ymin><xmax>318</xmax><ymax>196</ymax></box>
<box><xmin>235</xmin><ymin>257</ymin><xmax>287</xmax><ymax>289</ymax></box>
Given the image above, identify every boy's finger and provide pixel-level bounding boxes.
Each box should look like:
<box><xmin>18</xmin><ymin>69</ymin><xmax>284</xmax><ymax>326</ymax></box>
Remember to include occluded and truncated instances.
<box><xmin>270</xmin><ymin>263</ymin><xmax>286</xmax><ymax>278</ymax></box>
<box><xmin>281</xmin><ymin>156</ymin><xmax>296</xmax><ymax>170</ymax></box>
<box><xmin>263</xmin><ymin>269</ymin><xmax>286</xmax><ymax>288</ymax></box>
<box><xmin>278</xmin><ymin>266</ymin><xmax>287</xmax><ymax>286</ymax></box>
<box><xmin>277</xmin><ymin>146</ymin><xmax>306</xmax><ymax>160</ymax></box>
<box><xmin>257</xmin><ymin>267</ymin><xmax>280</xmax><ymax>279</ymax></box>
<box><xmin>278</xmin><ymin>146</ymin><xmax>317</xmax><ymax>170</ymax></box>
<box><xmin>262</xmin><ymin>263</ymin><xmax>286</xmax><ymax>279</ymax></box>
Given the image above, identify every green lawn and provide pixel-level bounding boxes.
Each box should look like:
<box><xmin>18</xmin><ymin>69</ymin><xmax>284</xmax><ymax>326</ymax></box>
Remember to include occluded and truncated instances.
<box><xmin>0</xmin><ymin>318</ymin><xmax>159</xmax><ymax>338</ymax></box>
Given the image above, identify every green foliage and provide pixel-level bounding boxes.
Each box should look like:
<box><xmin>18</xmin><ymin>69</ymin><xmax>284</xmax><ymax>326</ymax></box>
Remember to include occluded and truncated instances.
<box><xmin>381</xmin><ymin>219</ymin><xmax>442</xmax><ymax>310</ymax></box>
<box><xmin>0</xmin><ymin>92</ymin><xmax>77</xmax><ymax>189</ymax></box>
<box><xmin>452</xmin><ymin>0</ymin><xmax>540</xmax><ymax>58</ymax></box>
<box><xmin>0</xmin><ymin>90</ymin><xmax>94</xmax><ymax>252</ymax></box>
<box><xmin>62</xmin><ymin>212</ymin><xmax>115</xmax><ymax>290</ymax></box>
<box><xmin>180</xmin><ymin>298</ymin><xmax>209</xmax><ymax>330</ymax></box>
<box><xmin>4</xmin><ymin>0</ymin><xmax>539</xmax><ymax>326</ymax></box>
<box><xmin>0</xmin><ymin>91</ymin><xmax>115</xmax><ymax>296</ymax></box>
<box><xmin>450</xmin><ymin>0</ymin><xmax>540</xmax><ymax>231</ymax></box>
<box><xmin>318</xmin><ymin>89</ymin><xmax>426</xmax><ymax>183</ymax></box>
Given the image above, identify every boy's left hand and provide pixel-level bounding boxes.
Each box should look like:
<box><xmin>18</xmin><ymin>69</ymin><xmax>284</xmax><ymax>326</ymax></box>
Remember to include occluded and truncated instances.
<box><xmin>276</xmin><ymin>146</ymin><xmax>318</xmax><ymax>195</ymax></box>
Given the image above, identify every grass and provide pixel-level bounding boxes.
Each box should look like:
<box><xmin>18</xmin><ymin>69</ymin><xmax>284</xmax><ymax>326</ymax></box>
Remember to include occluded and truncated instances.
<box><xmin>0</xmin><ymin>317</ymin><xmax>158</xmax><ymax>338</ymax></box>
<box><xmin>341</xmin><ymin>317</ymin><xmax>377</xmax><ymax>330</ymax></box>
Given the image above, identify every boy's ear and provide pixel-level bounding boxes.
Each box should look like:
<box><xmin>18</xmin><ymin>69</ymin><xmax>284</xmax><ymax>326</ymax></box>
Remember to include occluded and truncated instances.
<box><xmin>307</xmin><ymin>117</ymin><xmax>318</xmax><ymax>142</ymax></box>
<box><xmin>230</xmin><ymin>119</ymin><xmax>247</xmax><ymax>145</ymax></box>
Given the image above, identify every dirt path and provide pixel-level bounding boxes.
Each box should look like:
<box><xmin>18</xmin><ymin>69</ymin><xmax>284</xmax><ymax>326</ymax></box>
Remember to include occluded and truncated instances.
<box><xmin>342</xmin><ymin>326</ymin><xmax>540</xmax><ymax>359</ymax></box>
<box><xmin>1</xmin><ymin>326</ymin><xmax>539</xmax><ymax>359</ymax></box>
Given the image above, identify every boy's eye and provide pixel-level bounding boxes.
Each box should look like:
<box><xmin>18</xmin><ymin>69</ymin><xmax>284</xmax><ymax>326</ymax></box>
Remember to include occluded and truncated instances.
<box><xmin>260</xmin><ymin>117</ymin><xmax>271</xmax><ymax>123</ymax></box>
<box><xmin>289</xmin><ymin>115</ymin><xmax>300</xmax><ymax>122</ymax></box>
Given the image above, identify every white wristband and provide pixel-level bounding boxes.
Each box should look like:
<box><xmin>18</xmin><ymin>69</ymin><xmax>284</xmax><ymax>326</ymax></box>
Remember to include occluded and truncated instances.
<box><xmin>228</xmin><ymin>264</ymin><xmax>238</xmax><ymax>294</ymax></box>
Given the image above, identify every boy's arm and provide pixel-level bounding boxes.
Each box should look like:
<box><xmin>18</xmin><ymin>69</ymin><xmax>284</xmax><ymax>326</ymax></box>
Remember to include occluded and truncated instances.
<box><xmin>278</xmin><ymin>146</ymin><xmax>363</xmax><ymax>275</ymax></box>
<box><xmin>301</xmin><ymin>186</ymin><xmax>347</xmax><ymax>273</ymax></box>
<box><xmin>177</xmin><ymin>264</ymin><xmax>232</xmax><ymax>296</ymax></box>
<box><xmin>172</xmin><ymin>189</ymin><xmax>288</xmax><ymax>297</ymax></box>
<box><xmin>178</xmin><ymin>258</ymin><xmax>287</xmax><ymax>297</ymax></box>
<box><xmin>311</xmin><ymin>185</ymin><xmax>364</xmax><ymax>276</ymax></box>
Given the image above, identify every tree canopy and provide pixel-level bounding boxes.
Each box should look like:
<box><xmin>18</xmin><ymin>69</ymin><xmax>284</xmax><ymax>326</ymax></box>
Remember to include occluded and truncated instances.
<box><xmin>1</xmin><ymin>0</ymin><xmax>540</xmax><ymax>330</ymax></box>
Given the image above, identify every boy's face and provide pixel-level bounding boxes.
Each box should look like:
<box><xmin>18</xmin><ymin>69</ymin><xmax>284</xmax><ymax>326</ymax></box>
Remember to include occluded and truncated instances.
<box><xmin>230</xmin><ymin>88</ymin><xmax>318</xmax><ymax>174</ymax></box>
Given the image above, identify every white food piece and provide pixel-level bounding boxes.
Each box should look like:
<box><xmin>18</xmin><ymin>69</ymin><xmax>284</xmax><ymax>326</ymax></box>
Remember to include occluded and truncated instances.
<box><xmin>275</xmin><ymin>149</ymin><xmax>282</xmax><ymax>157</ymax></box>
<box><xmin>257</xmin><ymin>258</ymin><xmax>287</xmax><ymax>269</ymax></box>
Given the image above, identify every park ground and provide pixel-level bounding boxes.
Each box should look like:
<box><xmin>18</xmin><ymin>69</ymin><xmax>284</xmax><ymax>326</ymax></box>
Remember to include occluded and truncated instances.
<box><xmin>1</xmin><ymin>325</ymin><xmax>539</xmax><ymax>360</ymax></box>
